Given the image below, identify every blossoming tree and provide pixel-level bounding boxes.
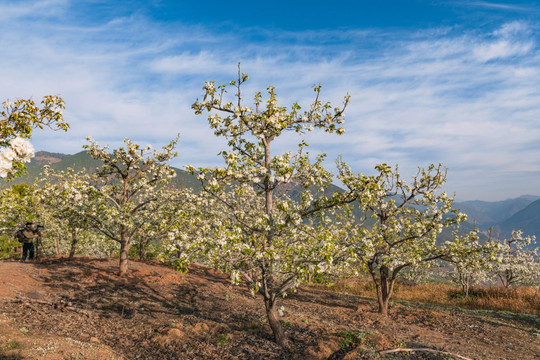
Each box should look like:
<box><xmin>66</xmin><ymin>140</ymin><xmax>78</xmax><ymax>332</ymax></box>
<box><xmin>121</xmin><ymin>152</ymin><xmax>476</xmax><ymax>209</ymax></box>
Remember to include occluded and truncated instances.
<box><xmin>36</xmin><ymin>167</ymin><xmax>99</xmax><ymax>258</ymax></box>
<box><xmin>0</xmin><ymin>184</ymin><xmax>40</xmax><ymax>258</ymax></box>
<box><xmin>81</xmin><ymin>136</ymin><xmax>179</xmax><ymax>276</ymax></box>
<box><xmin>337</xmin><ymin>162</ymin><xmax>467</xmax><ymax>316</ymax></box>
<box><xmin>186</xmin><ymin>67</ymin><xmax>351</xmax><ymax>347</ymax></box>
<box><xmin>1</xmin><ymin>96</ymin><xmax>68</xmax><ymax>178</ymax></box>
<box><xmin>156</xmin><ymin>188</ymin><xmax>219</xmax><ymax>271</ymax></box>
<box><xmin>133</xmin><ymin>186</ymin><xmax>200</xmax><ymax>262</ymax></box>
<box><xmin>492</xmin><ymin>230</ymin><xmax>539</xmax><ymax>288</ymax></box>
<box><xmin>0</xmin><ymin>184</ymin><xmax>40</xmax><ymax>235</ymax></box>
<box><xmin>443</xmin><ymin>229</ymin><xmax>499</xmax><ymax>297</ymax></box>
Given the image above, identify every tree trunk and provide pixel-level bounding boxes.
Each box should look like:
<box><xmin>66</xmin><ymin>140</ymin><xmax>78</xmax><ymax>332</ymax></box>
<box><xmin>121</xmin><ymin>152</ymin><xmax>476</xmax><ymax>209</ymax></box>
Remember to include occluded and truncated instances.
<box><xmin>504</xmin><ymin>270</ymin><xmax>513</xmax><ymax>288</ymax></box>
<box><xmin>119</xmin><ymin>238</ymin><xmax>131</xmax><ymax>277</ymax></box>
<box><xmin>260</xmin><ymin>139</ymin><xmax>287</xmax><ymax>347</ymax></box>
<box><xmin>498</xmin><ymin>271</ymin><xmax>512</xmax><ymax>288</ymax></box>
<box><xmin>373</xmin><ymin>266</ymin><xmax>394</xmax><ymax>316</ymax></box>
<box><xmin>137</xmin><ymin>242</ymin><xmax>145</xmax><ymax>260</ymax></box>
<box><xmin>53</xmin><ymin>237</ymin><xmax>60</xmax><ymax>256</ymax></box>
<box><xmin>68</xmin><ymin>229</ymin><xmax>78</xmax><ymax>259</ymax></box>
<box><xmin>264</xmin><ymin>297</ymin><xmax>289</xmax><ymax>348</ymax></box>
<box><xmin>462</xmin><ymin>282</ymin><xmax>470</xmax><ymax>298</ymax></box>
<box><xmin>118</xmin><ymin>178</ymin><xmax>131</xmax><ymax>277</ymax></box>
<box><xmin>460</xmin><ymin>273</ymin><xmax>470</xmax><ymax>298</ymax></box>
<box><xmin>375</xmin><ymin>283</ymin><xmax>390</xmax><ymax>316</ymax></box>
<box><xmin>34</xmin><ymin>238</ymin><xmax>40</xmax><ymax>260</ymax></box>
<box><xmin>138</xmin><ymin>239</ymin><xmax>150</xmax><ymax>260</ymax></box>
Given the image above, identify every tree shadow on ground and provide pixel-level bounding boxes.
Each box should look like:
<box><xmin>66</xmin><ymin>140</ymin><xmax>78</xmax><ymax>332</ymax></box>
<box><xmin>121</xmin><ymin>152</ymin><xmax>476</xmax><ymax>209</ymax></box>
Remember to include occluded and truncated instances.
<box><xmin>0</xmin><ymin>349</ymin><xmax>24</xmax><ymax>360</ymax></box>
<box><xmin>34</xmin><ymin>258</ymin><xmax>216</xmax><ymax>319</ymax></box>
<box><xmin>26</xmin><ymin>257</ymin><xmax>288</xmax><ymax>359</ymax></box>
<box><xmin>290</xmin><ymin>285</ymin><xmax>374</xmax><ymax>311</ymax></box>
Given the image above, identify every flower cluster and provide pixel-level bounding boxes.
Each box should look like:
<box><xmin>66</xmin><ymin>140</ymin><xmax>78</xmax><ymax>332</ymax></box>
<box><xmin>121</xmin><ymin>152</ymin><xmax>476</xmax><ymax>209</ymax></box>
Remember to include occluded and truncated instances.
<box><xmin>1</xmin><ymin>95</ymin><xmax>68</xmax><ymax>179</ymax></box>
<box><xmin>0</xmin><ymin>137</ymin><xmax>35</xmax><ymax>178</ymax></box>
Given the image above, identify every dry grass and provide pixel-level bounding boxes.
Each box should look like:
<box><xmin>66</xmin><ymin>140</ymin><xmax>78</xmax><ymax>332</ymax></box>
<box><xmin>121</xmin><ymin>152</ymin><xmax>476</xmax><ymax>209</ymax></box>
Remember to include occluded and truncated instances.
<box><xmin>324</xmin><ymin>277</ymin><xmax>540</xmax><ymax>316</ymax></box>
<box><xmin>465</xmin><ymin>286</ymin><xmax>540</xmax><ymax>314</ymax></box>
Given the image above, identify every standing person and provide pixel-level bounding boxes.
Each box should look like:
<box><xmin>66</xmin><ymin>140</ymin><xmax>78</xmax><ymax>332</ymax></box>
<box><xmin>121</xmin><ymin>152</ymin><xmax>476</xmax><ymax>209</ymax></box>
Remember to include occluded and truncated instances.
<box><xmin>16</xmin><ymin>222</ymin><xmax>38</xmax><ymax>262</ymax></box>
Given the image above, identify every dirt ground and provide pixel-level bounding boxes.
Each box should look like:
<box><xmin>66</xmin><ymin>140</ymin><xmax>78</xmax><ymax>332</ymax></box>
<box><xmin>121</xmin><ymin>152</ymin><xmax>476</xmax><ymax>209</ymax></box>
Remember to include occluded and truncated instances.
<box><xmin>0</xmin><ymin>257</ymin><xmax>538</xmax><ymax>360</ymax></box>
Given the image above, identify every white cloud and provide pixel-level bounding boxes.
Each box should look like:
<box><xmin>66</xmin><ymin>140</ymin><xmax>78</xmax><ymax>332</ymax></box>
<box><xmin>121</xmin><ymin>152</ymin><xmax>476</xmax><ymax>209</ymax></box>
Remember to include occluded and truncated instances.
<box><xmin>473</xmin><ymin>39</ymin><xmax>532</xmax><ymax>61</ymax></box>
<box><xmin>0</xmin><ymin>0</ymin><xmax>68</xmax><ymax>20</ymax></box>
<box><xmin>472</xmin><ymin>22</ymin><xmax>534</xmax><ymax>62</ymax></box>
<box><xmin>494</xmin><ymin>21</ymin><xmax>532</xmax><ymax>36</ymax></box>
<box><xmin>0</xmin><ymin>1</ymin><xmax>539</xmax><ymax>200</ymax></box>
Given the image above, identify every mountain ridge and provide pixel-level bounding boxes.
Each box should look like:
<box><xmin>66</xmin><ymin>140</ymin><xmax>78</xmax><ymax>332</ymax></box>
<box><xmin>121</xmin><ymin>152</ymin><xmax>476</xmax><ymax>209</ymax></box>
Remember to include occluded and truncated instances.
<box><xmin>2</xmin><ymin>150</ymin><xmax>201</xmax><ymax>191</ymax></box>
<box><xmin>2</xmin><ymin>151</ymin><xmax>539</xmax><ymax>241</ymax></box>
<box><xmin>454</xmin><ymin>196</ymin><xmax>540</xmax><ymax>228</ymax></box>
<box><xmin>495</xmin><ymin>199</ymin><xmax>540</xmax><ymax>240</ymax></box>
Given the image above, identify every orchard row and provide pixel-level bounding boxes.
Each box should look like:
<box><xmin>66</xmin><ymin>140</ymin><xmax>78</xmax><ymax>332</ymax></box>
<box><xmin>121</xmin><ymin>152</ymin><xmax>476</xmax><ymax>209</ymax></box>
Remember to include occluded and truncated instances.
<box><xmin>1</xmin><ymin>68</ymin><xmax>537</xmax><ymax>347</ymax></box>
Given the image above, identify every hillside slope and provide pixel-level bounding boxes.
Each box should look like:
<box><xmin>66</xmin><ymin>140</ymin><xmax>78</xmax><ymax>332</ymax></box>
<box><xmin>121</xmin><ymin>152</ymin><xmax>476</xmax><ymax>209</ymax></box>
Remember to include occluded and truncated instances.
<box><xmin>0</xmin><ymin>258</ymin><xmax>538</xmax><ymax>360</ymax></box>
<box><xmin>496</xmin><ymin>199</ymin><xmax>540</xmax><ymax>241</ymax></box>
<box><xmin>0</xmin><ymin>151</ymin><xmax>201</xmax><ymax>191</ymax></box>
<box><xmin>454</xmin><ymin>196</ymin><xmax>540</xmax><ymax>228</ymax></box>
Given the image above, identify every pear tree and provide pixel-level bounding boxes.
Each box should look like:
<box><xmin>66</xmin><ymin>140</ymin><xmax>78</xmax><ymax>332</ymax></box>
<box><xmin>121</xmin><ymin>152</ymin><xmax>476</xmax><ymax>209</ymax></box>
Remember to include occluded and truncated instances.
<box><xmin>1</xmin><ymin>96</ymin><xmax>68</xmax><ymax>178</ymax></box>
<box><xmin>186</xmin><ymin>67</ymin><xmax>351</xmax><ymax>347</ymax></box>
<box><xmin>156</xmin><ymin>187</ymin><xmax>223</xmax><ymax>273</ymax></box>
<box><xmin>0</xmin><ymin>184</ymin><xmax>40</xmax><ymax>257</ymax></box>
<box><xmin>36</xmin><ymin>167</ymin><xmax>107</xmax><ymax>258</ymax></box>
<box><xmin>133</xmin><ymin>186</ymin><xmax>200</xmax><ymax>261</ymax></box>
<box><xmin>81</xmin><ymin>136</ymin><xmax>179</xmax><ymax>276</ymax></box>
<box><xmin>492</xmin><ymin>230</ymin><xmax>538</xmax><ymax>288</ymax></box>
<box><xmin>337</xmin><ymin>162</ymin><xmax>466</xmax><ymax>316</ymax></box>
<box><xmin>0</xmin><ymin>184</ymin><xmax>39</xmax><ymax>227</ymax></box>
<box><xmin>443</xmin><ymin>230</ymin><xmax>499</xmax><ymax>297</ymax></box>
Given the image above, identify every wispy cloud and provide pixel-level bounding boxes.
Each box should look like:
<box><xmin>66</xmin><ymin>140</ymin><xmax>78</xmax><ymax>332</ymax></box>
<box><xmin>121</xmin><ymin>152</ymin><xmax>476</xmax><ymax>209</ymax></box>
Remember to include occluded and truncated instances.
<box><xmin>0</xmin><ymin>0</ymin><xmax>68</xmax><ymax>20</ymax></box>
<box><xmin>461</xmin><ymin>1</ymin><xmax>534</xmax><ymax>12</ymax></box>
<box><xmin>0</xmin><ymin>0</ymin><xmax>539</xmax><ymax>201</ymax></box>
<box><xmin>473</xmin><ymin>21</ymin><xmax>534</xmax><ymax>61</ymax></box>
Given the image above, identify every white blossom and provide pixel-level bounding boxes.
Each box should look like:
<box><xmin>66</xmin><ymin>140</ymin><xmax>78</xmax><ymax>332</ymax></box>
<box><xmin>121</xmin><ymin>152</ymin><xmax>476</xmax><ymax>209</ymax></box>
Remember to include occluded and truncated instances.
<box><xmin>0</xmin><ymin>137</ymin><xmax>35</xmax><ymax>177</ymax></box>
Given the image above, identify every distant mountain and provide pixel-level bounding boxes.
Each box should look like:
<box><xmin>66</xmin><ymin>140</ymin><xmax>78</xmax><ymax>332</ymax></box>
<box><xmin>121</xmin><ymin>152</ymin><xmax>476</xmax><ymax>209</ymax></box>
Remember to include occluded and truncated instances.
<box><xmin>32</xmin><ymin>151</ymin><xmax>69</xmax><ymax>165</ymax></box>
<box><xmin>0</xmin><ymin>151</ymin><xmax>99</xmax><ymax>187</ymax></box>
<box><xmin>3</xmin><ymin>151</ymin><xmax>538</xmax><ymax>243</ymax></box>
<box><xmin>454</xmin><ymin>196</ymin><xmax>540</xmax><ymax>228</ymax></box>
<box><xmin>0</xmin><ymin>151</ymin><xmax>201</xmax><ymax>191</ymax></box>
<box><xmin>495</xmin><ymin>199</ymin><xmax>540</xmax><ymax>240</ymax></box>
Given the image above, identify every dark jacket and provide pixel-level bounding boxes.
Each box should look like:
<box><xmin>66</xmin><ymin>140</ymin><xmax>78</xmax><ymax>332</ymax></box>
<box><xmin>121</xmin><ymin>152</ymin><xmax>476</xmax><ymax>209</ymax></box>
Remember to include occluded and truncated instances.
<box><xmin>17</xmin><ymin>228</ymin><xmax>36</xmax><ymax>244</ymax></box>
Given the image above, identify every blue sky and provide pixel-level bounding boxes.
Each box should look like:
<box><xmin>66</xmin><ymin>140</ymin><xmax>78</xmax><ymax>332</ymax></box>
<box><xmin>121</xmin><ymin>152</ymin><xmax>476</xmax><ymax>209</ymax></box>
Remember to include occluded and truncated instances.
<box><xmin>1</xmin><ymin>0</ymin><xmax>539</xmax><ymax>201</ymax></box>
